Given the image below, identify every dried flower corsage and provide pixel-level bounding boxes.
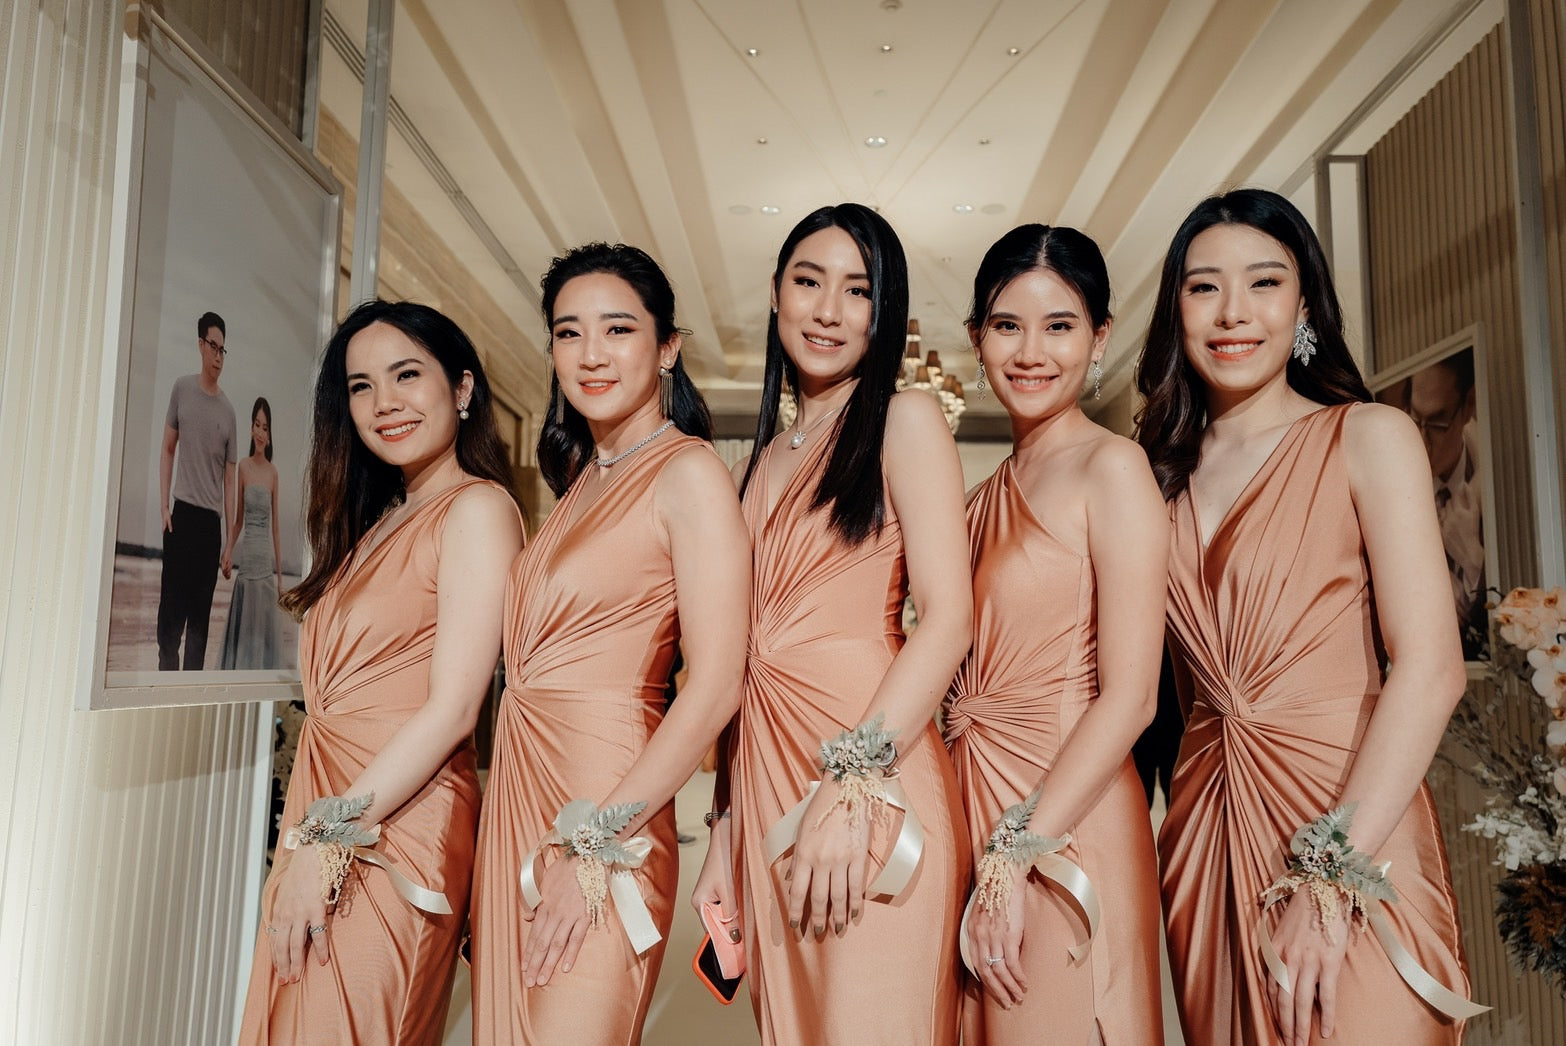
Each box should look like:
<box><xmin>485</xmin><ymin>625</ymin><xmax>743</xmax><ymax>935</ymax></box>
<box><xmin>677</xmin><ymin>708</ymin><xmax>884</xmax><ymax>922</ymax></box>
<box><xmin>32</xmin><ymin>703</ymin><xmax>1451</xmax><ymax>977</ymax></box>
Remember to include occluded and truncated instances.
<box><xmin>815</xmin><ymin>713</ymin><xmax>899</xmax><ymax>830</ymax></box>
<box><xmin>1260</xmin><ymin>802</ymin><xmax>1398</xmax><ymax>943</ymax></box>
<box><xmin>553</xmin><ymin>799</ymin><xmax>648</xmax><ymax>929</ymax></box>
<box><xmin>974</xmin><ymin>787</ymin><xmax>1068</xmax><ymax>917</ymax></box>
<box><xmin>287</xmin><ymin>793</ymin><xmax>378</xmax><ymax>904</ymax></box>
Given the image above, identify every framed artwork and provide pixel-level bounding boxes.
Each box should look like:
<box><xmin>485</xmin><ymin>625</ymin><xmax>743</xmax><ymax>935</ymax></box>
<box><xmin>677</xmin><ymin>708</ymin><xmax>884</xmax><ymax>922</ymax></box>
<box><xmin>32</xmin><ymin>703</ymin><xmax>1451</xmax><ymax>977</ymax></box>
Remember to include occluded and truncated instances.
<box><xmin>80</xmin><ymin>11</ymin><xmax>340</xmax><ymax>709</ymax></box>
<box><xmin>1369</xmin><ymin>326</ymin><xmax>1499</xmax><ymax>667</ymax></box>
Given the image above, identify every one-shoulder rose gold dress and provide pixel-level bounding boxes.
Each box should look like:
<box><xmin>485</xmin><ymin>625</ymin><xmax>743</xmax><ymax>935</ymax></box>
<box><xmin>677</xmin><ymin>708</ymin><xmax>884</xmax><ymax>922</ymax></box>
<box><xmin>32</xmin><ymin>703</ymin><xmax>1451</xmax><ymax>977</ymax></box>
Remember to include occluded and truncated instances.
<box><xmin>1160</xmin><ymin>404</ymin><xmax>1469</xmax><ymax>1045</ymax></box>
<box><xmin>944</xmin><ymin>460</ymin><xmax>1163</xmax><ymax>1045</ymax></box>
<box><xmin>239</xmin><ymin>478</ymin><xmax>517</xmax><ymax>1045</ymax></box>
<box><xmin>470</xmin><ymin>433</ymin><xmax>703</xmax><ymax>1045</ymax></box>
<box><xmin>732</xmin><ymin>434</ymin><xmax>966</xmax><ymax>1045</ymax></box>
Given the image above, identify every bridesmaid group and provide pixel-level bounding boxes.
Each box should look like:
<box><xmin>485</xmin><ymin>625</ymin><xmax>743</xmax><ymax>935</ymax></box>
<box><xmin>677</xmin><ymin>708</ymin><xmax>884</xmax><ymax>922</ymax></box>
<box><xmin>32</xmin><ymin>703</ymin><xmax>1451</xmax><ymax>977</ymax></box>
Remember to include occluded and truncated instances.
<box><xmin>242</xmin><ymin>188</ymin><xmax>1480</xmax><ymax>1045</ymax></box>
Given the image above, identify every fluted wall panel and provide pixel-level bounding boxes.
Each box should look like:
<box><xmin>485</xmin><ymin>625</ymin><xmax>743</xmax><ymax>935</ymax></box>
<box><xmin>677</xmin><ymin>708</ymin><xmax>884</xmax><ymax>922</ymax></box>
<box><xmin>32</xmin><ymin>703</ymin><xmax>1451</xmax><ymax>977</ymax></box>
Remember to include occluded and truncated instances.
<box><xmin>0</xmin><ymin>4</ymin><xmax>265</xmax><ymax>1044</ymax></box>
<box><xmin>161</xmin><ymin>0</ymin><xmax>312</xmax><ymax>135</ymax></box>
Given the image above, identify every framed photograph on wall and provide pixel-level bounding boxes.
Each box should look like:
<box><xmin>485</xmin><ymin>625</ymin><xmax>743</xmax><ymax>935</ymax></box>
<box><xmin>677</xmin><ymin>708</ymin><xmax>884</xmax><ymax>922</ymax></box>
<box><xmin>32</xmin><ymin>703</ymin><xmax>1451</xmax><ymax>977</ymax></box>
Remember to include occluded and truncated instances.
<box><xmin>80</xmin><ymin>11</ymin><xmax>340</xmax><ymax>709</ymax></box>
<box><xmin>1369</xmin><ymin>325</ymin><xmax>1499</xmax><ymax>667</ymax></box>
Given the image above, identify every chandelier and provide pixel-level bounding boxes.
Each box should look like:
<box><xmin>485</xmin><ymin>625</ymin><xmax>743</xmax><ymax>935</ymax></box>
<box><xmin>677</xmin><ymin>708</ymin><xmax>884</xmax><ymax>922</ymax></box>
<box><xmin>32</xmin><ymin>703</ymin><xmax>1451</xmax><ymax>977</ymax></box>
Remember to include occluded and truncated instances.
<box><xmin>776</xmin><ymin>319</ymin><xmax>966</xmax><ymax>434</ymax></box>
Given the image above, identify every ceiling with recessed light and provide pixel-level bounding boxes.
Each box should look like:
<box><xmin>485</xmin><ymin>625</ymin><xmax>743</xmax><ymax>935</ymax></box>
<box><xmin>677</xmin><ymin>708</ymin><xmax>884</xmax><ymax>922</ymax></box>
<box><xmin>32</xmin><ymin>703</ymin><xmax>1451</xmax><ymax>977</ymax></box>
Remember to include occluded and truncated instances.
<box><xmin>318</xmin><ymin>0</ymin><xmax>1493</xmax><ymax>426</ymax></box>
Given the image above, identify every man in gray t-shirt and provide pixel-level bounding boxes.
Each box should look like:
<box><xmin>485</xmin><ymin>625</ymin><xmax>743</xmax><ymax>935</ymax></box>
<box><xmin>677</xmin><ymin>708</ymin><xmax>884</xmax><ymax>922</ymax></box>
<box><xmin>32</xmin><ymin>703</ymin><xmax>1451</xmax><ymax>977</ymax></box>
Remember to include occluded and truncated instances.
<box><xmin>157</xmin><ymin>311</ymin><xmax>237</xmax><ymax>670</ymax></box>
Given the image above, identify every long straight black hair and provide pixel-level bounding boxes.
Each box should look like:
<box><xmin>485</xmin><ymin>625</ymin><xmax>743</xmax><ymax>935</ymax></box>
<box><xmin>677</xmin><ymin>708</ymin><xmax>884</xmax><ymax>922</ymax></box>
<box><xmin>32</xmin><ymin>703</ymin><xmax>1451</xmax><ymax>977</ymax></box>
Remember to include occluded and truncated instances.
<box><xmin>536</xmin><ymin>242</ymin><xmax>712</xmax><ymax>496</ymax></box>
<box><xmin>1134</xmin><ymin>188</ymin><xmax>1371</xmax><ymax>500</ymax></box>
<box><xmin>282</xmin><ymin>300</ymin><xmax>515</xmax><ymax>617</ymax></box>
<box><xmin>739</xmin><ymin>203</ymin><xmax>909</xmax><ymax>545</ymax></box>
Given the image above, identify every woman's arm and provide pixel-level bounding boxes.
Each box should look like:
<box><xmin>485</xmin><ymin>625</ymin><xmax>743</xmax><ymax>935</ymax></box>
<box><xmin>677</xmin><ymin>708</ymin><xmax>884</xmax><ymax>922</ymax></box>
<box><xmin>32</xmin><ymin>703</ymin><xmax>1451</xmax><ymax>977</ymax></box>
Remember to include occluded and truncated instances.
<box><xmin>1268</xmin><ymin>403</ymin><xmax>1466</xmax><ymax>1046</ymax></box>
<box><xmin>270</xmin><ymin>464</ymin><xmax>282</xmax><ymax>588</ymax></box>
<box><xmin>221</xmin><ymin>459</ymin><xmax>246</xmax><ymax>577</ymax></box>
<box><xmin>524</xmin><ymin>445</ymin><xmax>751</xmax><ymax>986</ymax></box>
<box><xmin>267</xmin><ymin>483</ymin><xmax>522</xmax><ymax>982</ymax></box>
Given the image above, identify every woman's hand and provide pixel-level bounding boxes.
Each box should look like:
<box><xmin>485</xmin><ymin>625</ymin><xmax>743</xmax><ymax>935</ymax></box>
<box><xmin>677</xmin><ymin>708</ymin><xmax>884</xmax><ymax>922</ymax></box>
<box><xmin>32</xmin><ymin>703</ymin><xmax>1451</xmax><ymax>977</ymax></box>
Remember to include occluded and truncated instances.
<box><xmin>266</xmin><ymin>845</ymin><xmax>330</xmax><ymax>983</ymax></box>
<box><xmin>785</xmin><ymin>779</ymin><xmax>872</xmax><ymax>939</ymax></box>
<box><xmin>221</xmin><ymin>551</ymin><xmax>233</xmax><ymax>580</ymax></box>
<box><xmin>1266</xmin><ymin>890</ymin><xmax>1350</xmax><ymax>1046</ymax></box>
<box><xmin>968</xmin><ymin>864</ymin><xmax>1029</xmax><ymax>1008</ymax></box>
<box><xmin>691</xmin><ymin>818</ymin><xmax>741</xmax><ymax>942</ymax></box>
<box><xmin>521</xmin><ymin>854</ymin><xmax>590</xmax><ymax>988</ymax></box>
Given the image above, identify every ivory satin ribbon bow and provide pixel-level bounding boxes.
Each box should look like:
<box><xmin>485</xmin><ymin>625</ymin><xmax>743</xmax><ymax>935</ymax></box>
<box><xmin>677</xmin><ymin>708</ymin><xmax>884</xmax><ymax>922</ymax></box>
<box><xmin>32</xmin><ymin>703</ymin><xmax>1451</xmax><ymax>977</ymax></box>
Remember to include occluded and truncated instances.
<box><xmin>283</xmin><ymin>825</ymin><xmax>453</xmax><ymax>915</ymax></box>
<box><xmin>957</xmin><ymin>838</ymin><xmax>1103</xmax><ymax>975</ymax></box>
<box><xmin>518</xmin><ymin>826</ymin><xmax>662</xmax><ymax>956</ymax></box>
<box><xmin>1257</xmin><ymin>893</ymin><xmax>1488</xmax><ymax>1020</ymax></box>
<box><xmin>764</xmin><ymin>778</ymin><xmax>924</xmax><ymax>899</ymax></box>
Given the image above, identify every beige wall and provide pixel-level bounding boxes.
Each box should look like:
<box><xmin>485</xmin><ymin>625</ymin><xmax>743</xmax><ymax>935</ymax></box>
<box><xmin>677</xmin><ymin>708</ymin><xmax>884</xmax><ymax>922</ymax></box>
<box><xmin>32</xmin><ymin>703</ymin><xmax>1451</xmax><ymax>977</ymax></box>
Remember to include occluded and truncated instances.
<box><xmin>0</xmin><ymin>5</ymin><xmax>266</xmax><ymax>1043</ymax></box>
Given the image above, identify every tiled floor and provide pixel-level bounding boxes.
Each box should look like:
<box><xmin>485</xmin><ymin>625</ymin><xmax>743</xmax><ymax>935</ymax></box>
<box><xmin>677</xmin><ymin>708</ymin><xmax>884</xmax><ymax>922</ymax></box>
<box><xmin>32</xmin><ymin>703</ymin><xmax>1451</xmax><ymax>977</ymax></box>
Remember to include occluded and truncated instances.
<box><xmin>446</xmin><ymin>773</ymin><xmax>1185</xmax><ymax>1044</ymax></box>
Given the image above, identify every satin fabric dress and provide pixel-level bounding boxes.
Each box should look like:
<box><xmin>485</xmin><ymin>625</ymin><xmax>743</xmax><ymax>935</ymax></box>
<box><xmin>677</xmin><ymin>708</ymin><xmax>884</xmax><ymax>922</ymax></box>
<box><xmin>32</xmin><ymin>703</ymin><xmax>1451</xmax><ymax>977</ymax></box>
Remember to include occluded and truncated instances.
<box><xmin>470</xmin><ymin>433</ymin><xmax>703</xmax><ymax>1045</ymax></box>
<box><xmin>944</xmin><ymin>460</ymin><xmax>1163</xmax><ymax>1045</ymax></box>
<box><xmin>731</xmin><ymin>433</ymin><xmax>966</xmax><ymax>1046</ymax></box>
<box><xmin>239</xmin><ymin>478</ymin><xmax>515</xmax><ymax>1045</ymax></box>
<box><xmin>1159</xmin><ymin>404</ymin><xmax>1469</xmax><ymax>1045</ymax></box>
<box><xmin>220</xmin><ymin>482</ymin><xmax>281</xmax><ymax>669</ymax></box>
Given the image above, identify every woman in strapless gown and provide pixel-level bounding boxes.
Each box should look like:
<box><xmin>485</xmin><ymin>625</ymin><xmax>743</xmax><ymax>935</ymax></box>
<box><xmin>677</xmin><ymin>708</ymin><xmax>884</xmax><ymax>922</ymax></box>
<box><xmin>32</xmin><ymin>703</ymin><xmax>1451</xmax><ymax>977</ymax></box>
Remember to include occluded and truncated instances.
<box><xmin>470</xmin><ymin>243</ymin><xmax>749</xmax><ymax>1045</ymax></box>
<box><xmin>1135</xmin><ymin>189</ymin><xmax>1479</xmax><ymax>1046</ymax></box>
<box><xmin>693</xmin><ymin>204</ymin><xmax>973</xmax><ymax>1045</ymax></box>
<box><xmin>944</xmin><ymin>225</ymin><xmax>1166</xmax><ymax>1045</ymax></box>
<box><xmin>221</xmin><ymin>397</ymin><xmax>282</xmax><ymax>669</ymax></box>
<box><xmin>238</xmin><ymin>301</ymin><xmax>523</xmax><ymax>1045</ymax></box>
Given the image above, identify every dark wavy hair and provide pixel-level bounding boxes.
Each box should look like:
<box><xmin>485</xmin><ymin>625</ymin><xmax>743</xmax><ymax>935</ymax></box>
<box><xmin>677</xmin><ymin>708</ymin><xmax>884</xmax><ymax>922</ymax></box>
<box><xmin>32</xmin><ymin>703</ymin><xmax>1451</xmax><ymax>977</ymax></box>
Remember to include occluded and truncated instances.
<box><xmin>967</xmin><ymin>222</ymin><xmax>1112</xmax><ymax>337</ymax></box>
<box><xmin>246</xmin><ymin>397</ymin><xmax>274</xmax><ymax>461</ymax></box>
<box><xmin>537</xmin><ymin>243</ymin><xmax>712</xmax><ymax>496</ymax></box>
<box><xmin>1134</xmin><ymin>188</ymin><xmax>1370</xmax><ymax>500</ymax></box>
<box><xmin>281</xmin><ymin>300</ymin><xmax>515</xmax><ymax>617</ymax></box>
<box><xmin>739</xmin><ymin>203</ymin><xmax>910</xmax><ymax>545</ymax></box>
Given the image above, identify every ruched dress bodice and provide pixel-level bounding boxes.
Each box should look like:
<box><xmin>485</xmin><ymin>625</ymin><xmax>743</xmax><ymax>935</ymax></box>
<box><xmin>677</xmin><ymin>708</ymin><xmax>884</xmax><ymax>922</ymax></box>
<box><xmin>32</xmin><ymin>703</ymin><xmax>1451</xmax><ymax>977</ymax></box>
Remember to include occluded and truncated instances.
<box><xmin>944</xmin><ymin>460</ymin><xmax>1163</xmax><ymax>1044</ymax></box>
<box><xmin>471</xmin><ymin>433</ymin><xmax>705</xmax><ymax>1045</ymax></box>
<box><xmin>1159</xmin><ymin>404</ymin><xmax>1469</xmax><ymax>1045</ymax></box>
<box><xmin>731</xmin><ymin>433</ymin><xmax>965</xmax><ymax>1046</ymax></box>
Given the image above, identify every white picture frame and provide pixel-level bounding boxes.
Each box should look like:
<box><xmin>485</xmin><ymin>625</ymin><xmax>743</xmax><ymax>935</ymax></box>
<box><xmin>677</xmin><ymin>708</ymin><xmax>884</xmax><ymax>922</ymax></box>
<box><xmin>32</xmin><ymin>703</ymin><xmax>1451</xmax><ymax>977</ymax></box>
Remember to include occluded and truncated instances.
<box><xmin>80</xmin><ymin>10</ymin><xmax>340</xmax><ymax>709</ymax></box>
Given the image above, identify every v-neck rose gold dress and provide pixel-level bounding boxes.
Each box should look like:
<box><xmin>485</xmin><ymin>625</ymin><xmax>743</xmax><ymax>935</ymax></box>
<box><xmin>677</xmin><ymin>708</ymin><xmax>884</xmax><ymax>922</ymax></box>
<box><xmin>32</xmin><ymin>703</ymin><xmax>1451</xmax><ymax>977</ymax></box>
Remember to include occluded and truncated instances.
<box><xmin>239</xmin><ymin>478</ymin><xmax>517</xmax><ymax>1046</ymax></box>
<box><xmin>944</xmin><ymin>460</ymin><xmax>1163</xmax><ymax>1045</ymax></box>
<box><xmin>732</xmin><ymin>434</ymin><xmax>966</xmax><ymax>1046</ymax></box>
<box><xmin>470</xmin><ymin>433</ymin><xmax>703</xmax><ymax>1045</ymax></box>
<box><xmin>1160</xmin><ymin>404</ymin><xmax>1469</xmax><ymax>1045</ymax></box>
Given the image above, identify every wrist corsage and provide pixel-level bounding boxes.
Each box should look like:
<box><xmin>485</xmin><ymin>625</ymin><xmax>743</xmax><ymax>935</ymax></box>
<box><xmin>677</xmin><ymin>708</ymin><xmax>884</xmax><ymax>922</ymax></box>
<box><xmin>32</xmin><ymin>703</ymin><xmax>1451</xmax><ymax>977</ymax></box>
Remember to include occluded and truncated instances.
<box><xmin>1260</xmin><ymin>802</ymin><xmax>1398</xmax><ymax>944</ymax></box>
<box><xmin>287</xmin><ymin>793</ymin><xmax>378</xmax><ymax>905</ymax></box>
<box><xmin>553</xmin><ymin>799</ymin><xmax>649</xmax><ymax>930</ymax></box>
<box><xmin>974</xmin><ymin>787</ymin><xmax>1068</xmax><ymax>916</ymax></box>
<box><xmin>814</xmin><ymin>713</ymin><xmax>899</xmax><ymax>830</ymax></box>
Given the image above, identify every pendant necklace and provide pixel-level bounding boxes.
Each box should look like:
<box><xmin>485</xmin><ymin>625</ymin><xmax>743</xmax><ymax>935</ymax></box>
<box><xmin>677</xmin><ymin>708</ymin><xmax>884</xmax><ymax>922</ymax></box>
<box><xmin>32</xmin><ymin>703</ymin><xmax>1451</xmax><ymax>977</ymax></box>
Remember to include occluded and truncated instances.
<box><xmin>597</xmin><ymin>419</ymin><xmax>675</xmax><ymax>468</ymax></box>
<box><xmin>788</xmin><ymin>405</ymin><xmax>843</xmax><ymax>450</ymax></box>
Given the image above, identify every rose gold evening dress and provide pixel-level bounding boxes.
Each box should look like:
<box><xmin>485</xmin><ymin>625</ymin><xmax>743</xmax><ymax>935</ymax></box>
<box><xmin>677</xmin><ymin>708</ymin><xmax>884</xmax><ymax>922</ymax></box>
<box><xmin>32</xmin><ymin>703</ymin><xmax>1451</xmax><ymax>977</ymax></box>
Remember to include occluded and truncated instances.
<box><xmin>239</xmin><ymin>479</ymin><xmax>517</xmax><ymax>1045</ymax></box>
<box><xmin>1160</xmin><ymin>404</ymin><xmax>1469</xmax><ymax>1045</ymax></box>
<box><xmin>732</xmin><ymin>433</ymin><xmax>966</xmax><ymax>1046</ymax></box>
<box><xmin>470</xmin><ymin>433</ymin><xmax>705</xmax><ymax>1045</ymax></box>
<box><xmin>944</xmin><ymin>460</ymin><xmax>1163</xmax><ymax>1045</ymax></box>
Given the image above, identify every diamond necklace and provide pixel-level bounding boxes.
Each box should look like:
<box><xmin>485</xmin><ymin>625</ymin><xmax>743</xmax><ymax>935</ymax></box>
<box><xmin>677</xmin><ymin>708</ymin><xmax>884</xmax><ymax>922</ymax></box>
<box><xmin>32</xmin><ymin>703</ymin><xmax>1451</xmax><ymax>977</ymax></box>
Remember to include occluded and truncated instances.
<box><xmin>597</xmin><ymin>419</ymin><xmax>675</xmax><ymax>468</ymax></box>
<box><xmin>788</xmin><ymin>405</ymin><xmax>843</xmax><ymax>450</ymax></box>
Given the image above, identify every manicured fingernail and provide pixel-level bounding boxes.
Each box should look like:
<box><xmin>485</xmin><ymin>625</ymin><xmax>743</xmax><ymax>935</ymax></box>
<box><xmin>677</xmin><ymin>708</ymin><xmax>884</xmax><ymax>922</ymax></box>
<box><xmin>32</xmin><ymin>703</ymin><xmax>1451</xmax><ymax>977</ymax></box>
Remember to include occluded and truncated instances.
<box><xmin>729</xmin><ymin>928</ymin><xmax>742</xmax><ymax>943</ymax></box>
<box><xmin>851</xmin><ymin>908</ymin><xmax>862</xmax><ymax>923</ymax></box>
<box><xmin>788</xmin><ymin>918</ymin><xmax>798</xmax><ymax>930</ymax></box>
<box><xmin>561</xmin><ymin>963</ymin><xmax>571</xmax><ymax>973</ymax></box>
<box><xmin>834</xmin><ymin>922</ymin><xmax>844</xmax><ymax>935</ymax></box>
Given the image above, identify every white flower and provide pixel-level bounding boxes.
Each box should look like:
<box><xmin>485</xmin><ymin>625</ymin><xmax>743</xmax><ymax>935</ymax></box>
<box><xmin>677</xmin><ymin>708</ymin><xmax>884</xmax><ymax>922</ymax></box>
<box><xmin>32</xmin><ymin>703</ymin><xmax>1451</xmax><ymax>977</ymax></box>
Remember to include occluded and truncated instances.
<box><xmin>1549</xmin><ymin>720</ymin><xmax>1566</xmax><ymax>750</ymax></box>
<box><xmin>1553</xmin><ymin>766</ymin><xmax>1566</xmax><ymax>797</ymax></box>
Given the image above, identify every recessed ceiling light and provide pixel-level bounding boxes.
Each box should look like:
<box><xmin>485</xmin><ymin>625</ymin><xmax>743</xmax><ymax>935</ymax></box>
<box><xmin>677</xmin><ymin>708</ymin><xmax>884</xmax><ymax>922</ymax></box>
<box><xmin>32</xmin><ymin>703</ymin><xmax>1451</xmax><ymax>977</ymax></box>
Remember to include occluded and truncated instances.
<box><xmin>1007</xmin><ymin>47</ymin><xmax>1021</xmax><ymax>56</ymax></box>
<box><xmin>745</xmin><ymin>47</ymin><xmax>761</xmax><ymax>57</ymax></box>
<box><xmin>756</xmin><ymin>137</ymin><xmax>768</xmax><ymax>145</ymax></box>
<box><xmin>728</xmin><ymin>204</ymin><xmax>753</xmax><ymax>215</ymax></box>
<box><xmin>978</xmin><ymin>137</ymin><xmax>992</xmax><ymax>146</ymax></box>
<box><xmin>981</xmin><ymin>203</ymin><xmax>1006</xmax><ymax>215</ymax></box>
<box><xmin>953</xmin><ymin>204</ymin><xmax>974</xmax><ymax>214</ymax></box>
<box><xmin>880</xmin><ymin>44</ymin><xmax>894</xmax><ymax>53</ymax></box>
<box><xmin>865</xmin><ymin>135</ymin><xmax>888</xmax><ymax>148</ymax></box>
<box><xmin>760</xmin><ymin>205</ymin><xmax>781</xmax><ymax>215</ymax></box>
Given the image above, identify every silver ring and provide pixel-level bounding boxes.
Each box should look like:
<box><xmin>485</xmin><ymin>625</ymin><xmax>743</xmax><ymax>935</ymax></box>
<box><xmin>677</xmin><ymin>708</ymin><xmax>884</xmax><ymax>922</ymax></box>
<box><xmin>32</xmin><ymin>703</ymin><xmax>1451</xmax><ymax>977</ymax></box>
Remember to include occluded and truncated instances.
<box><xmin>985</xmin><ymin>955</ymin><xmax>1004</xmax><ymax>966</ymax></box>
<box><xmin>264</xmin><ymin>926</ymin><xmax>280</xmax><ymax>935</ymax></box>
<box><xmin>308</xmin><ymin>924</ymin><xmax>326</xmax><ymax>936</ymax></box>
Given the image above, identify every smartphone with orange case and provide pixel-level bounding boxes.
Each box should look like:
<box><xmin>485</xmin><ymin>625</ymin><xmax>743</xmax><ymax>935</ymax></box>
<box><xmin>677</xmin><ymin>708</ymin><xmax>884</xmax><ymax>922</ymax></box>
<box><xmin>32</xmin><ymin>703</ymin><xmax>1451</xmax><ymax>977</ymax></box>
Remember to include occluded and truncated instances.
<box><xmin>692</xmin><ymin>901</ymin><xmax>744</xmax><ymax>1004</ymax></box>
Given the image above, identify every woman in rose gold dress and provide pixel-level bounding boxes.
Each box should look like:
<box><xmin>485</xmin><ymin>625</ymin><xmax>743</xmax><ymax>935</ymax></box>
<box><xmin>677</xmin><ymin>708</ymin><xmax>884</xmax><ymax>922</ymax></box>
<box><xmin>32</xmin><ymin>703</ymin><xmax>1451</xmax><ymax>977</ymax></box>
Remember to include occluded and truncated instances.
<box><xmin>470</xmin><ymin>244</ymin><xmax>749</xmax><ymax>1045</ymax></box>
<box><xmin>692</xmin><ymin>203</ymin><xmax>973</xmax><ymax>1045</ymax></box>
<box><xmin>239</xmin><ymin>301</ymin><xmax>524</xmax><ymax>1045</ymax></box>
<box><xmin>945</xmin><ymin>225</ymin><xmax>1166</xmax><ymax>1045</ymax></box>
<box><xmin>1136</xmin><ymin>189</ymin><xmax>1477</xmax><ymax>1046</ymax></box>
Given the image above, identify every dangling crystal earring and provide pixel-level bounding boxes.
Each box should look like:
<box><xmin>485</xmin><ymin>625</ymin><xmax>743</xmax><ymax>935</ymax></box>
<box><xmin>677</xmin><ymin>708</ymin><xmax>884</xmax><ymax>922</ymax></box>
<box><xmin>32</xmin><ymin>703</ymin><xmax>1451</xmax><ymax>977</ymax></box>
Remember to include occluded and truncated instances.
<box><xmin>458</xmin><ymin>400</ymin><xmax>470</xmax><ymax>420</ymax></box>
<box><xmin>1090</xmin><ymin>359</ymin><xmax>1102</xmax><ymax>400</ymax></box>
<box><xmin>552</xmin><ymin>382</ymin><xmax>566</xmax><ymax>425</ymax></box>
<box><xmin>659</xmin><ymin>365</ymin><xmax>674</xmax><ymax>418</ymax></box>
<box><xmin>975</xmin><ymin>362</ymin><xmax>987</xmax><ymax>400</ymax></box>
<box><xmin>1292</xmin><ymin>321</ymin><xmax>1318</xmax><ymax>366</ymax></box>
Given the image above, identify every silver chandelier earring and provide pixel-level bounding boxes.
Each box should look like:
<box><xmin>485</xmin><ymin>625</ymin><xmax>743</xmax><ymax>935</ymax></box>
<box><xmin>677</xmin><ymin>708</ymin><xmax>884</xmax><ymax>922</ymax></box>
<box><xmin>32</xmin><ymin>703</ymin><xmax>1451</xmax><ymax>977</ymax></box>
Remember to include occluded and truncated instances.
<box><xmin>1292</xmin><ymin>321</ymin><xmax>1318</xmax><ymax>366</ymax></box>
<box><xmin>1090</xmin><ymin>359</ymin><xmax>1102</xmax><ymax>400</ymax></box>
<box><xmin>552</xmin><ymin>382</ymin><xmax>566</xmax><ymax>425</ymax></box>
<box><xmin>659</xmin><ymin>365</ymin><xmax>674</xmax><ymax>418</ymax></box>
<box><xmin>975</xmin><ymin>362</ymin><xmax>987</xmax><ymax>400</ymax></box>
